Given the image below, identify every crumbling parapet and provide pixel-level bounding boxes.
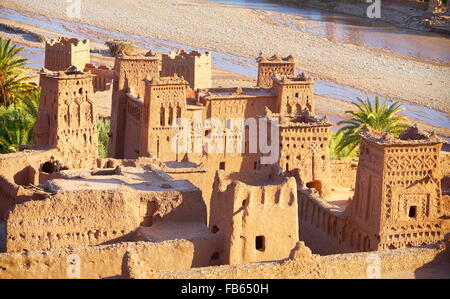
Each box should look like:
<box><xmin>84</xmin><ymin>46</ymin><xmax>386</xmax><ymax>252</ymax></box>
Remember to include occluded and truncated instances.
<box><xmin>161</xmin><ymin>49</ymin><xmax>211</xmax><ymax>90</ymax></box>
<box><xmin>45</xmin><ymin>37</ymin><xmax>90</xmax><ymax>72</ymax></box>
<box><xmin>84</xmin><ymin>63</ymin><xmax>114</xmax><ymax>92</ymax></box>
<box><xmin>256</xmin><ymin>53</ymin><xmax>296</xmax><ymax>88</ymax></box>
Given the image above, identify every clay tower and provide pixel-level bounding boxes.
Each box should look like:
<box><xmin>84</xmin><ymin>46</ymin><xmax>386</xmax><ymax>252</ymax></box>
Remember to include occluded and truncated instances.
<box><xmin>34</xmin><ymin>68</ymin><xmax>98</xmax><ymax>169</ymax></box>
<box><xmin>272</xmin><ymin>73</ymin><xmax>315</xmax><ymax>115</ymax></box>
<box><xmin>348</xmin><ymin>127</ymin><xmax>446</xmax><ymax>251</ymax></box>
<box><xmin>139</xmin><ymin>75</ymin><xmax>188</xmax><ymax>162</ymax></box>
<box><xmin>161</xmin><ymin>49</ymin><xmax>212</xmax><ymax>90</ymax></box>
<box><xmin>109</xmin><ymin>52</ymin><xmax>160</xmax><ymax>158</ymax></box>
<box><xmin>256</xmin><ymin>54</ymin><xmax>296</xmax><ymax>88</ymax></box>
<box><xmin>44</xmin><ymin>37</ymin><xmax>90</xmax><ymax>72</ymax></box>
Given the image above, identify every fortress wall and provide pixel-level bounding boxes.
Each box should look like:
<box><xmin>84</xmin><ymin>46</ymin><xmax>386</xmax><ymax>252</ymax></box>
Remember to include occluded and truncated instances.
<box><xmin>0</xmin><ymin>177</ymin><xmax>16</xmax><ymax>221</ymax></box>
<box><xmin>0</xmin><ymin>236</ymin><xmax>221</xmax><ymax>279</ymax></box>
<box><xmin>210</xmin><ymin>172</ymin><xmax>298</xmax><ymax>264</ymax></box>
<box><xmin>166</xmin><ymin>169</ymin><xmax>209</xmax><ymax>219</ymax></box>
<box><xmin>5</xmin><ymin>189</ymin><xmax>141</xmax><ymax>253</ymax></box>
<box><xmin>123</xmin><ymin>95</ymin><xmax>143</xmax><ymax>159</ymax></box>
<box><xmin>298</xmin><ymin>188</ymin><xmax>352</xmax><ymax>255</ymax></box>
<box><xmin>0</xmin><ymin>176</ymin><xmax>37</xmax><ymax>221</ymax></box>
<box><xmin>127</xmin><ymin>243</ymin><xmax>449</xmax><ymax>279</ymax></box>
<box><xmin>0</xmin><ymin>149</ymin><xmax>59</xmax><ymax>185</ymax></box>
<box><xmin>5</xmin><ymin>184</ymin><xmax>206</xmax><ymax>253</ymax></box>
<box><xmin>330</xmin><ymin>158</ymin><xmax>358</xmax><ymax>189</ymax></box>
<box><xmin>84</xmin><ymin>64</ymin><xmax>114</xmax><ymax>92</ymax></box>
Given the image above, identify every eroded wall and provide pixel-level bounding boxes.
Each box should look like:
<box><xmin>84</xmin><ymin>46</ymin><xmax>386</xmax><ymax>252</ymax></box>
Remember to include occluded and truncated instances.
<box><xmin>0</xmin><ymin>236</ymin><xmax>221</xmax><ymax>279</ymax></box>
<box><xmin>124</xmin><ymin>241</ymin><xmax>450</xmax><ymax>279</ymax></box>
<box><xmin>210</xmin><ymin>171</ymin><xmax>298</xmax><ymax>265</ymax></box>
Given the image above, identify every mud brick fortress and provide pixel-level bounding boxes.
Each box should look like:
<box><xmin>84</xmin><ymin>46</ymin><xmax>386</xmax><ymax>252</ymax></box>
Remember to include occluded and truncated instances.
<box><xmin>0</xmin><ymin>37</ymin><xmax>448</xmax><ymax>278</ymax></box>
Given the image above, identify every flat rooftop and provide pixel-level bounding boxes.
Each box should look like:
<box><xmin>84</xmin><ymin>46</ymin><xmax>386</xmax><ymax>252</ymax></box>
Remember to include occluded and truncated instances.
<box><xmin>323</xmin><ymin>187</ymin><xmax>354</xmax><ymax>213</ymax></box>
<box><xmin>200</xmin><ymin>87</ymin><xmax>274</xmax><ymax>100</ymax></box>
<box><xmin>51</xmin><ymin>165</ymin><xmax>198</xmax><ymax>193</ymax></box>
<box><xmin>136</xmin><ymin>221</ymin><xmax>213</xmax><ymax>243</ymax></box>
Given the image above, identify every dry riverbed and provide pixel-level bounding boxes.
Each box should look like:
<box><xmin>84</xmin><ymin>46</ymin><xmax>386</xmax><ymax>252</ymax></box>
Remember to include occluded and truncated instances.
<box><xmin>1</xmin><ymin>0</ymin><xmax>449</xmax><ymax>114</ymax></box>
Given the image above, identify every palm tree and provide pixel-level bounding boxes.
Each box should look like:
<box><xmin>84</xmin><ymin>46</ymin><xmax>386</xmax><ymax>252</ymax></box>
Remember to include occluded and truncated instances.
<box><xmin>335</xmin><ymin>95</ymin><xmax>408</xmax><ymax>156</ymax></box>
<box><xmin>0</xmin><ymin>38</ymin><xmax>37</xmax><ymax>107</ymax></box>
<box><xmin>0</xmin><ymin>87</ymin><xmax>40</xmax><ymax>154</ymax></box>
<box><xmin>329</xmin><ymin>131</ymin><xmax>359</xmax><ymax>159</ymax></box>
<box><xmin>0</xmin><ymin>104</ymin><xmax>34</xmax><ymax>153</ymax></box>
<box><xmin>97</xmin><ymin>118</ymin><xmax>110</xmax><ymax>158</ymax></box>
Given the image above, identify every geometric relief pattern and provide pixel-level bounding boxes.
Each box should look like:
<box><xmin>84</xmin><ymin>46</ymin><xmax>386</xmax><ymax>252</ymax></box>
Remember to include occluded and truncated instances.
<box><xmin>386</xmin><ymin>155</ymin><xmax>437</xmax><ymax>172</ymax></box>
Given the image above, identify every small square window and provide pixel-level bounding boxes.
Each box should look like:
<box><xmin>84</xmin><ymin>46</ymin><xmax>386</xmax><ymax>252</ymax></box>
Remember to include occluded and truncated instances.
<box><xmin>255</xmin><ymin>236</ymin><xmax>265</xmax><ymax>251</ymax></box>
<box><xmin>408</xmin><ymin>206</ymin><xmax>417</xmax><ymax>218</ymax></box>
<box><xmin>219</xmin><ymin>162</ymin><xmax>225</xmax><ymax>170</ymax></box>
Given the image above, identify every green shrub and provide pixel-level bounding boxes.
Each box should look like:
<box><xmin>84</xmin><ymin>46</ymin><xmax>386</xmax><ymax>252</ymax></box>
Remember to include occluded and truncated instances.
<box><xmin>97</xmin><ymin>118</ymin><xmax>110</xmax><ymax>158</ymax></box>
<box><xmin>105</xmin><ymin>40</ymin><xmax>135</xmax><ymax>57</ymax></box>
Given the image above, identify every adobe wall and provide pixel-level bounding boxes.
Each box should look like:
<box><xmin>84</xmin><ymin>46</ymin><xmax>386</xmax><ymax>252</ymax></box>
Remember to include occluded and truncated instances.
<box><xmin>124</xmin><ymin>94</ymin><xmax>143</xmax><ymax>159</ymax></box>
<box><xmin>272</xmin><ymin>75</ymin><xmax>315</xmax><ymax>115</ymax></box>
<box><xmin>45</xmin><ymin>38</ymin><xmax>90</xmax><ymax>72</ymax></box>
<box><xmin>124</xmin><ymin>241</ymin><xmax>450</xmax><ymax>279</ymax></box>
<box><xmin>5</xmin><ymin>183</ymin><xmax>205</xmax><ymax>252</ymax></box>
<box><xmin>84</xmin><ymin>64</ymin><xmax>114</xmax><ymax>92</ymax></box>
<box><xmin>34</xmin><ymin>71</ymin><xmax>99</xmax><ymax>169</ymax></box>
<box><xmin>330</xmin><ymin>158</ymin><xmax>358</xmax><ymax>189</ymax></box>
<box><xmin>161</xmin><ymin>50</ymin><xmax>211</xmax><ymax>90</ymax></box>
<box><xmin>0</xmin><ymin>236</ymin><xmax>221</xmax><ymax>279</ymax></box>
<box><xmin>109</xmin><ymin>54</ymin><xmax>160</xmax><ymax>158</ymax></box>
<box><xmin>298</xmin><ymin>188</ymin><xmax>353</xmax><ymax>255</ymax></box>
<box><xmin>139</xmin><ymin>76</ymin><xmax>188</xmax><ymax>161</ymax></box>
<box><xmin>0</xmin><ymin>149</ymin><xmax>59</xmax><ymax>185</ymax></box>
<box><xmin>256</xmin><ymin>55</ymin><xmax>296</xmax><ymax>88</ymax></box>
<box><xmin>351</xmin><ymin>134</ymin><xmax>446</xmax><ymax>251</ymax></box>
<box><xmin>279</xmin><ymin>122</ymin><xmax>331</xmax><ymax>195</ymax></box>
<box><xmin>210</xmin><ymin>171</ymin><xmax>298</xmax><ymax>265</ymax></box>
<box><xmin>5</xmin><ymin>189</ymin><xmax>140</xmax><ymax>252</ymax></box>
<box><xmin>208</xmin><ymin>96</ymin><xmax>276</xmax><ymax>119</ymax></box>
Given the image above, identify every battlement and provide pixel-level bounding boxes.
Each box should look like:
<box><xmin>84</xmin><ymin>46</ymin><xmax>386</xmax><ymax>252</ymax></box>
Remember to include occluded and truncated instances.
<box><xmin>117</xmin><ymin>50</ymin><xmax>159</xmax><ymax>61</ymax></box>
<box><xmin>256</xmin><ymin>54</ymin><xmax>296</xmax><ymax>64</ymax></box>
<box><xmin>164</xmin><ymin>49</ymin><xmax>211</xmax><ymax>61</ymax></box>
<box><xmin>161</xmin><ymin>49</ymin><xmax>211</xmax><ymax>90</ymax></box>
<box><xmin>272</xmin><ymin>112</ymin><xmax>331</xmax><ymax>128</ymax></box>
<box><xmin>40</xmin><ymin>66</ymin><xmax>94</xmax><ymax>80</ymax></box>
<box><xmin>144</xmin><ymin>75</ymin><xmax>189</xmax><ymax>86</ymax></box>
<box><xmin>45</xmin><ymin>37</ymin><xmax>90</xmax><ymax>72</ymax></box>
<box><xmin>272</xmin><ymin>72</ymin><xmax>314</xmax><ymax>85</ymax></box>
<box><xmin>257</xmin><ymin>54</ymin><xmax>297</xmax><ymax>88</ymax></box>
<box><xmin>359</xmin><ymin>126</ymin><xmax>444</xmax><ymax>146</ymax></box>
<box><xmin>199</xmin><ymin>87</ymin><xmax>274</xmax><ymax>100</ymax></box>
<box><xmin>45</xmin><ymin>37</ymin><xmax>89</xmax><ymax>48</ymax></box>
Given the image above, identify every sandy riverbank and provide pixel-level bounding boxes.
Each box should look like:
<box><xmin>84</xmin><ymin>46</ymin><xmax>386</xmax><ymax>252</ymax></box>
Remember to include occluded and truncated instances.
<box><xmin>1</xmin><ymin>0</ymin><xmax>449</xmax><ymax>114</ymax></box>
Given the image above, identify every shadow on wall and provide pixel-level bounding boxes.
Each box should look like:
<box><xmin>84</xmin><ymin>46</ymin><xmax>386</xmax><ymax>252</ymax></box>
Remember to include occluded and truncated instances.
<box><xmin>0</xmin><ymin>221</ymin><xmax>5</xmax><ymax>252</ymax></box>
<box><xmin>13</xmin><ymin>166</ymin><xmax>36</xmax><ymax>186</ymax></box>
<box><xmin>414</xmin><ymin>233</ymin><xmax>450</xmax><ymax>279</ymax></box>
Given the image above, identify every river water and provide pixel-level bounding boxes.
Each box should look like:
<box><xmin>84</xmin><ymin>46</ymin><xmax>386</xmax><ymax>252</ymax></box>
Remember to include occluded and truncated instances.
<box><xmin>209</xmin><ymin>0</ymin><xmax>450</xmax><ymax>64</ymax></box>
<box><xmin>1</xmin><ymin>7</ymin><xmax>448</xmax><ymax>133</ymax></box>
